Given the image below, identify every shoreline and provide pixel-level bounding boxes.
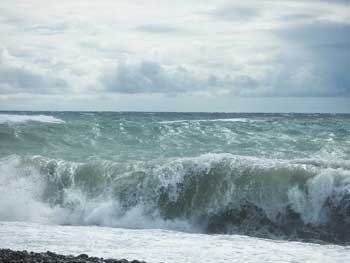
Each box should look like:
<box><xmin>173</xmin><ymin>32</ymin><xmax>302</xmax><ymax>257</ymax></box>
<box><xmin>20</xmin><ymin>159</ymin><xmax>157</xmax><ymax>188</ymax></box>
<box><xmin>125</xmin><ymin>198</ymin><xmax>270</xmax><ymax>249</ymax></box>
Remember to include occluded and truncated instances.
<box><xmin>0</xmin><ymin>249</ymin><xmax>147</xmax><ymax>263</ymax></box>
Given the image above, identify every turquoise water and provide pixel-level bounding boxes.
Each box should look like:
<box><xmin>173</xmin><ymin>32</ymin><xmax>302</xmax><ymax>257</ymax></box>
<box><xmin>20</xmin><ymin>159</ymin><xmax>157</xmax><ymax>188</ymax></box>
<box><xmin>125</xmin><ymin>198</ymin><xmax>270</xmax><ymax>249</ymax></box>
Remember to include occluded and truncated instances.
<box><xmin>0</xmin><ymin>112</ymin><xmax>349</xmax><ymax>244</ymax></box>
<box><xmin>1</xmin><ymin>112</ymin><xmax>349</xmax><ymax>161</ymax></box>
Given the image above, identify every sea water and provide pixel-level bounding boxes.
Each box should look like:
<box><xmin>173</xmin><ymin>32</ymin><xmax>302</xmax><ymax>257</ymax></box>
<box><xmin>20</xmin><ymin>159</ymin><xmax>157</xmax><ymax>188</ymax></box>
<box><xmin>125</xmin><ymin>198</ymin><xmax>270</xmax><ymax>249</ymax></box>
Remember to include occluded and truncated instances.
<box><xmin>0</xmin><ymin>112</ymin><xmax>349</xmax><ymax>262</ymax></box>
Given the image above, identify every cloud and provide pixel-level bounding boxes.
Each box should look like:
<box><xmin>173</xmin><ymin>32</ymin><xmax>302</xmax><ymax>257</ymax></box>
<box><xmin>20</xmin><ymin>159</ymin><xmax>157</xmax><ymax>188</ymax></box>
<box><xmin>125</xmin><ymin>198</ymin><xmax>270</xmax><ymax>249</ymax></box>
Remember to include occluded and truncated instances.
<box><xmin>281</xmin><ymin>14</ymin><xmax>318</xmax><ymax>22</ymax></box>
<box><xmin>212</xmin><ymin>5</ymin><xmax>260</xmax><ymax>21</ymax></box>
<box><xmin>0</xmin><ymin>48</ymin><xmax>68</xmax><ymax>94</ymax></box>
<box><xmin>316</xmin><ymin>0</ymin><xmax>349</xmax><ymax>5</ymax></box>
<box><xmin>0</xmin><ymin>0</ymin><xmax>349</xmax><ymax>113</ymax></box>
<box><xmin>275</xmin><ymin>21</ymin><xmax>350</xmax><ymax>46</ymax></box>
<box><xmin>272</xmin><ymin>21</ymin><xmax>350</xmax><ymax>96</ymax></box>
<box><xmin>99</xmin><ymin>62</ymin><xmax>254</xmax><ymax>96</ymax></box>
<box><xmin>136</xmin><ymin>24</ymin><xmax>181</xmax><ymax>34</ymax></box>
<box><xmin>100</xmin><ymin>61</ymin><xmax>204</xmax><ymax>94</ymax></box>
<box><xmin>99</xmin><ymin>50</ymin><xmax>350</xmax><ymax>97</ymax></box>
<box><xmin>28</xmin><ymin>23</ymin><xmax>67</xmax><ymax>35</ymax></box>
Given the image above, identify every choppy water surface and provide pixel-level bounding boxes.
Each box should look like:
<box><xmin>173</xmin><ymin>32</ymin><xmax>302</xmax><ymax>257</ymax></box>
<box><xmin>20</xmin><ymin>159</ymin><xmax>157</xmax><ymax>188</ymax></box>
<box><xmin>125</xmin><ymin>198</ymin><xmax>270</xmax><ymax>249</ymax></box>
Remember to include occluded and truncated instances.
<box><xmin>0</xmin><ymin>112</ymin><xmax>349</xmax><ymax>256</ymax></box>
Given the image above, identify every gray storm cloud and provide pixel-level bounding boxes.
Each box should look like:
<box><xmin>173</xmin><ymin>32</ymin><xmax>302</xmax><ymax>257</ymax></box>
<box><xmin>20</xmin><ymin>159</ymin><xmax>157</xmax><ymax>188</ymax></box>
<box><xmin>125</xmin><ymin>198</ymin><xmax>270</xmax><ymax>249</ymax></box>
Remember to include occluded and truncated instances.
<box><xmin>272</xmin><ymin>21</ymin><xmax>350</xmax><ymax>96</ymax></box>
<box><xmin>0</xmin><ymin>48</ymin><xmax>68</xmax><ymax>94</ymax></box>
<box><xmin>0</xmin><ymin>0</ymin><xmax>349</xmax><ymax>110</ymax></box>
<box><xmin>100</xmin><ymin>62</ymin><xmax>203</xmax><ymax>94</ymax></box>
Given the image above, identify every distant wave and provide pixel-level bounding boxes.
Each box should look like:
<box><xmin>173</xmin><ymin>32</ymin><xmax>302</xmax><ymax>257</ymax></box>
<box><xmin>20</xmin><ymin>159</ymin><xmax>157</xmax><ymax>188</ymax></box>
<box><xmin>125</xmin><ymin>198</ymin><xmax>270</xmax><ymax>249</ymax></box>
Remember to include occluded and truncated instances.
<box><xmin>0</xmin><ymin>114</ymin><xmax>64</xmax><ymax>124</ymax></box>
<box><xmin>0</xmin><ymin>153</ymin><xmax>349</xmax><ymax>244</ymax></box>
<box><xmin>158</xmin><ymin>118</ymin><xmax>250</xmax><ymax>124</ymax></box>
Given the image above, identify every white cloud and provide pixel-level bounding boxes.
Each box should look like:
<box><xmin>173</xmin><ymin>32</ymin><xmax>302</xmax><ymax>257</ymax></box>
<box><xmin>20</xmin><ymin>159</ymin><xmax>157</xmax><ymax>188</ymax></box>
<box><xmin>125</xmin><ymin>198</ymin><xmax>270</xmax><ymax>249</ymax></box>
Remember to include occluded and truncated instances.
<box><xmin>0</xmin><ymin>0</ymin><xmax>349</xmax><ymax>110</ymax></box>
<box><xmin>100</xmin><ymin>61</ymin><xmax>206</xmax><ymax>94</ymax></box>
<box><xmin>0</xmin><ymin>48</ymin><xmax>68</xmax><ymax>94</ymax></box>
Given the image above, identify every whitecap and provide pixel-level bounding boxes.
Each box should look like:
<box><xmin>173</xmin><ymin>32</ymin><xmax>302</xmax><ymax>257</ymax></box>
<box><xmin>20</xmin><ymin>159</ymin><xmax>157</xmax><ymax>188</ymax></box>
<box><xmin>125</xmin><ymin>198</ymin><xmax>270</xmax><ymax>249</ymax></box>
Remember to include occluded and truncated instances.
<box><xmin>158</xmin><ymin>118</ymin><xmax>250</xmax><ymax>124</ymax></box>
<box><xmin>0</xmin><ymin>114</ymin><xmax>64</xmax><ymax>124</ymax></box>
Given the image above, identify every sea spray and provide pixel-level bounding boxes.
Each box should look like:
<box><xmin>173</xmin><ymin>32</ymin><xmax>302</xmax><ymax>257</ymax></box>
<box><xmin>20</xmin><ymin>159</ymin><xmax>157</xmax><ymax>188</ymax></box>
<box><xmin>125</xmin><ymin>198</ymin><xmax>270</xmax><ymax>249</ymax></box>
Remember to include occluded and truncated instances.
<box><xmin>0</xmin><ymin>112</ymin><xmax>349</xmax><ymax>244</ymax></box>
<box><xmin>0</xmin><ymin>153</ymin><xmax>349</xmax><ymax>243</ymax></box>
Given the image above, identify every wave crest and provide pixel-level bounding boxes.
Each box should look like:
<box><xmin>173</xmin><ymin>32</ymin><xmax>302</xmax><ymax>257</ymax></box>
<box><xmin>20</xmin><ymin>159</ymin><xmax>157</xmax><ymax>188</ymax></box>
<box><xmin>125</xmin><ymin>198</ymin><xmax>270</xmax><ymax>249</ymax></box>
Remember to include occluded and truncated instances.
<box><xmin>0</xmin><ymin>153</ymin><xmax>349</xmax><ymax>244</ymax></box>
<box><xmin>0</xmin><ymin>114</ymin><xmax>64</xmax><ymax>124</ymax></box>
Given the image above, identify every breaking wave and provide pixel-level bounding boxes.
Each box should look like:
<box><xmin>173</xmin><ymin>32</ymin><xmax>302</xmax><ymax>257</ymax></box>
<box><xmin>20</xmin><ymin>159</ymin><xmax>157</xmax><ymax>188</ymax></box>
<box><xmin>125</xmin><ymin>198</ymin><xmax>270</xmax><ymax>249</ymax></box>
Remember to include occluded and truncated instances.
<box><xmin>0</xmin><ymin>114</ymin><xmax>64</xmax><ymax>124</ymax></box>
<box><xmin>158</xmin><ymin>118</ymin><xmax>250</xmax><ymax>124</ymax></box>
<box><xmin>0</xmin><ymin>153</ymin><xmax>349</xmax><ymax>244</ymax></box>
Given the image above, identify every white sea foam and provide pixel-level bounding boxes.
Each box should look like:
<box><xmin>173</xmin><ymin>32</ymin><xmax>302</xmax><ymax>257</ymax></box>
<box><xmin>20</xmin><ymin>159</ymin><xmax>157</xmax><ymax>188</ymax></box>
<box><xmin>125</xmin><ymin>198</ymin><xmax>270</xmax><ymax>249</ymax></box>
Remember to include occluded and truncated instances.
<box><xmin>1</xmin><ymin>153</ymin><xmax>349</xmax><ymax>236</ymax></box>
<box><xmin>0</xmin><ymin>155</ymin><xmax>193</xmax><ymax>232</ymax></box>
<box><xmin>0</xmin><ymin>155</ymin><xmax>53</xmax><ymax>223</ymax></box>
<box><xmin>0</xmin><ymin>221</ymin><xmax>349</xmax><ymax>263</ymax></box>
<box><xmin>158</xmin><ymin>118</ymin><xmax>250</xmax><ymax>124</ymax></box>
<box><xmin>0</xmin><ymin>114</ymin><xmax>64</xmax><ymax>124</ymax></box>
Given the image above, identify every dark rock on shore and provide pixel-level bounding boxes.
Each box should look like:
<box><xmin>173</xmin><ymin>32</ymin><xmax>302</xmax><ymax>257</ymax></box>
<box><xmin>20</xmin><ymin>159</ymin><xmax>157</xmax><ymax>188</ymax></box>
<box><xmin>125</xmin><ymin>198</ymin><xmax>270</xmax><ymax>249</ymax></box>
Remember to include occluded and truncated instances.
<box><xmin>0</xmin><ymin>249</ymin><xmax>147</xmax><ymax>263</ymax></box>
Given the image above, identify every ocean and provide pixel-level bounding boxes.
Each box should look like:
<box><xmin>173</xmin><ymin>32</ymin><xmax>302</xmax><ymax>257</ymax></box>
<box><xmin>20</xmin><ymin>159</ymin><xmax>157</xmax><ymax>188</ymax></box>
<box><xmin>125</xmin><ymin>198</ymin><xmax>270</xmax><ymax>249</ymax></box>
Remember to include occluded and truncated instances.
<box><xmin>0</xmin><ymin>112</ymin><xmax>349</xmax><ymax>262</ymax></box>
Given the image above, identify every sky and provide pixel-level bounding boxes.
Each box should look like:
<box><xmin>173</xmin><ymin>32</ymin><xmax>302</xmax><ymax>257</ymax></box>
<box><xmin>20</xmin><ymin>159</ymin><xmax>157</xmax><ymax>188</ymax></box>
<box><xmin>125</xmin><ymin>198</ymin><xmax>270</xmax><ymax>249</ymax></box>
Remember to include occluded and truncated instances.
<box><xmin>0</xmin><ymin>0</ymin><xmax>349</xmax><ymax>112</ymax></box>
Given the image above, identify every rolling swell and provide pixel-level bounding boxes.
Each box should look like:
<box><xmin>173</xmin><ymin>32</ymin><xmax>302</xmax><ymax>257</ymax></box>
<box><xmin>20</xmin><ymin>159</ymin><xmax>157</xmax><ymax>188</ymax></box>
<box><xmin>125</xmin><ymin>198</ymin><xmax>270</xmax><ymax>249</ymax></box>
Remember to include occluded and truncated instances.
<box><xmin>0</xmin><ymin>153</ymin><xmax>349</xmax><ymax>244</ymax></box>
